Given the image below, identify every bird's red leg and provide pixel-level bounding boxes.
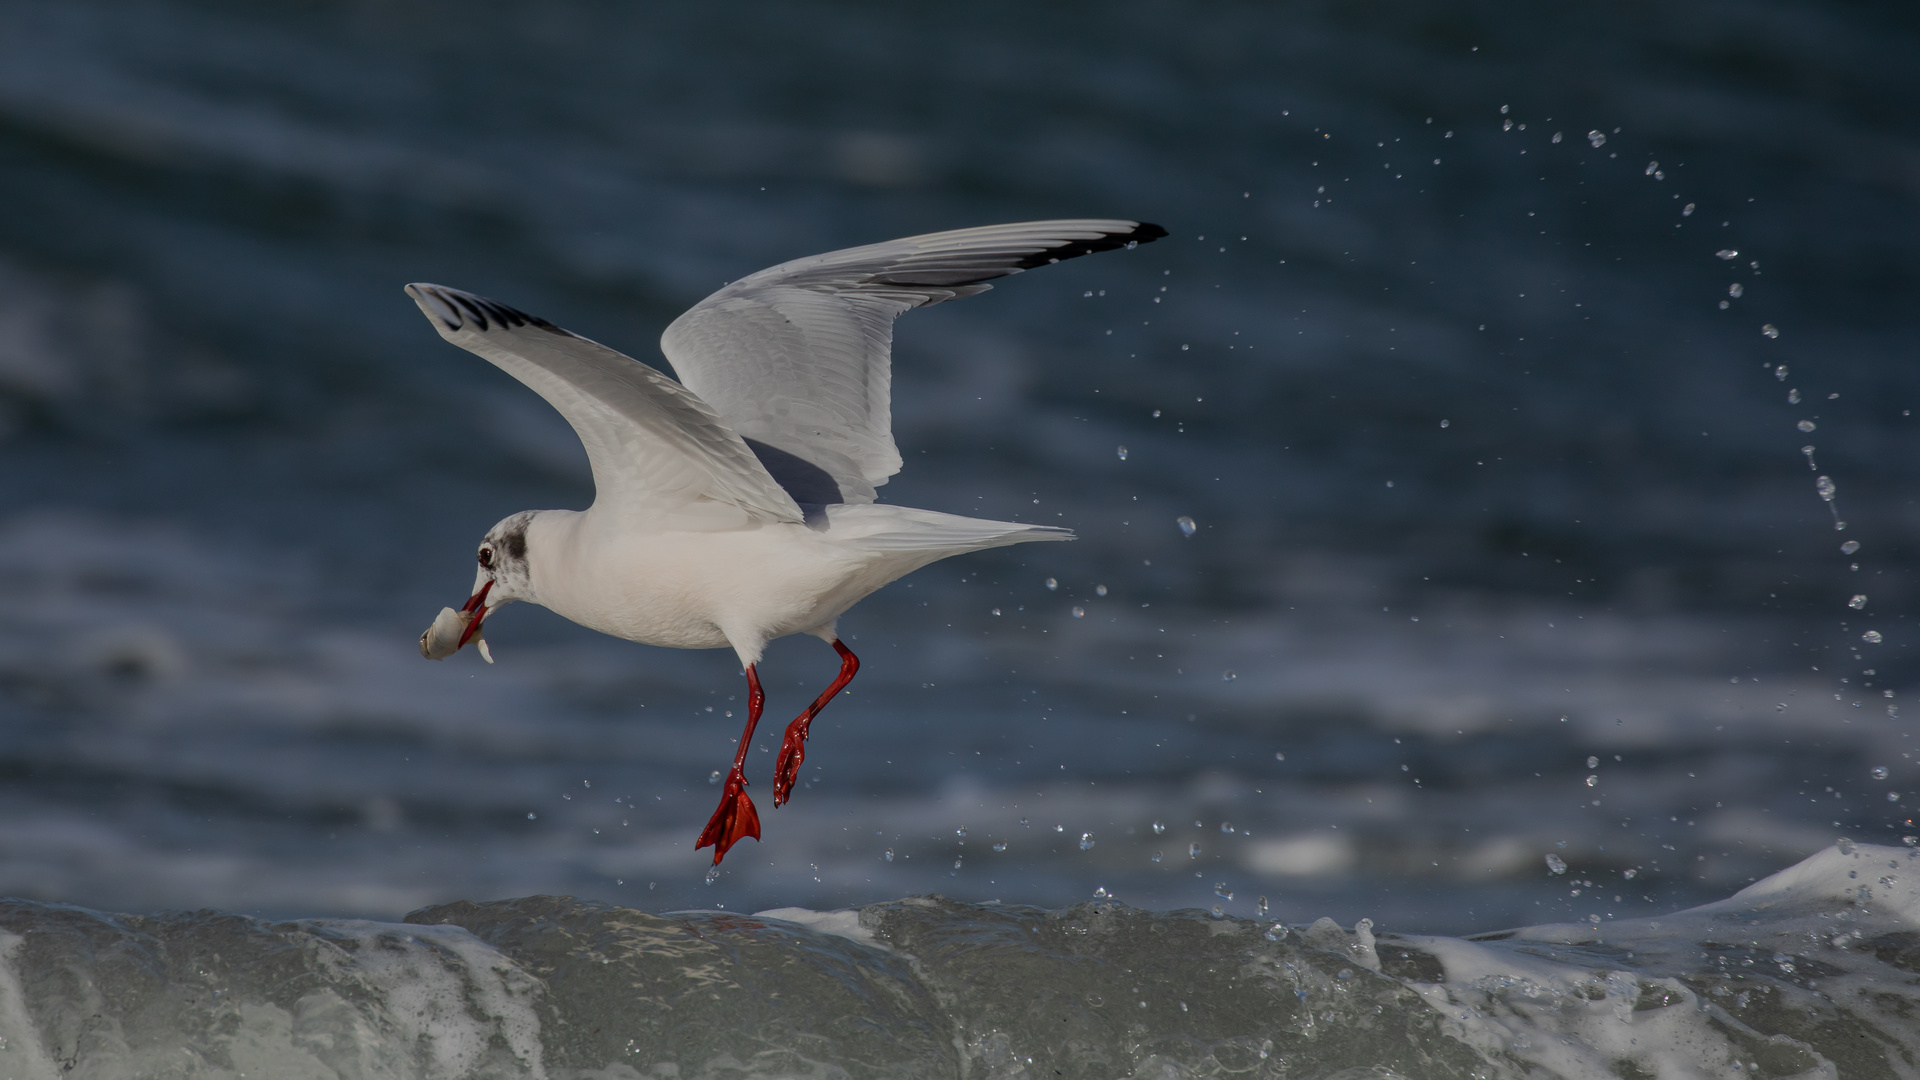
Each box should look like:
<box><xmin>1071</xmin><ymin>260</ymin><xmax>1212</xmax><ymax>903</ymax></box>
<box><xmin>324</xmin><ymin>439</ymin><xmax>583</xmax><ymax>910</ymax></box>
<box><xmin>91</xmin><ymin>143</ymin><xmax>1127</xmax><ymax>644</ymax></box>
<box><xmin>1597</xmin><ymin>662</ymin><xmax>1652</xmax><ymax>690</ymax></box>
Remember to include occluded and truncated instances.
<box><xmin>696</xmin><ymin>665</ymin><xmax>765</xmax><ymax>864</ymax></box>
<box><xmin>773</xmin><ymin>639</ymin><xmax>859</xmax><ymax>807</ymax></box>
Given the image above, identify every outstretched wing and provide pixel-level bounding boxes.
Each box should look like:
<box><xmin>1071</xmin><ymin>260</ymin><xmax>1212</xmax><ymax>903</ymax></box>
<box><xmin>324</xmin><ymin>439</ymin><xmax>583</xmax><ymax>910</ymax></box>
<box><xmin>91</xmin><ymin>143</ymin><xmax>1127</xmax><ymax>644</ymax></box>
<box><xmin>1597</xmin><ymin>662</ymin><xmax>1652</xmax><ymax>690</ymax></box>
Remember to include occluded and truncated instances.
<box><xmin>659</xmin><ymin>219</ymin><xmax>1166</xmax><ymax>505</ymax></box>
<box><xmin>407</xmin><ymin>284</ymin><xmax>803</xmax><ymax>532</ymax></box>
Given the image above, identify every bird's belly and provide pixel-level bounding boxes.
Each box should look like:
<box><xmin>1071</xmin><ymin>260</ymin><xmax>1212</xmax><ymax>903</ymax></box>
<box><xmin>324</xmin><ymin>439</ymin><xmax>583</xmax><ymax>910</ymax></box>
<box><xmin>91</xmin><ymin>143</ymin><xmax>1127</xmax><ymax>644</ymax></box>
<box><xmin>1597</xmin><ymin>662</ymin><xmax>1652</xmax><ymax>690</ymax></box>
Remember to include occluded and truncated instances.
<box><xmin>537</xmin><ymin>525</ymin><xmax>867</xmax><ymax>651</ymax></box>
<box><xmin>580</xmin><ymin>603</ymin><xmax>735</xmax><ymax>650</ymax></box>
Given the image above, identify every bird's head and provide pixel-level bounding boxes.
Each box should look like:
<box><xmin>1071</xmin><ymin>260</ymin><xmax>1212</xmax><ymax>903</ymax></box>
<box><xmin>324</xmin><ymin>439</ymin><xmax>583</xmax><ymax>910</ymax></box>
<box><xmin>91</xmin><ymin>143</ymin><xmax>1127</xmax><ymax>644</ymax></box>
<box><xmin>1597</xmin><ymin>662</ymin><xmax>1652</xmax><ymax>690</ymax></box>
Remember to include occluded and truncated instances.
<box><xmin>419</xmin><ymin>511</ymin><xmax>536</xmax><ymax>661</ymax></box>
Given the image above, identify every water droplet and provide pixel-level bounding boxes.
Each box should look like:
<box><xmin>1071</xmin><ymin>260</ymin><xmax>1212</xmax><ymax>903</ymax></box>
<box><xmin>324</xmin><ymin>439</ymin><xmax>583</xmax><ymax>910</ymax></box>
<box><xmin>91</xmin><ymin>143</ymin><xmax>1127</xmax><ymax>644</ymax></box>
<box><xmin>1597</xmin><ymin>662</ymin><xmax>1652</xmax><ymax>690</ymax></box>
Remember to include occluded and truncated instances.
<box><xmin>1729</xmin><ymin>283</ymin><xmax>1744</xmax><ymax>297</ymax></box>
<box><xmin>1842</xmin><ymin>540</ymin><xmax>1861</xmax><ymax>554</ymax></box>
<box><xmin>1189</xmin><ymin>842</ymin><xmax>1202</xmax><ymax>859</ymax></box>
<box><xmin>1850</xmin><ymin>595</ymin><xmax>1868</xmax><ymax>610</ymax></box>
<box><xmin>1071</xmin><ymin>605</ymin><xmax>1085</xmax><ymax>618</ymax></box>
<box><xmin>1095</xmin><ymin>584</ymin><xmax>1108</xmax><ymax>597</ymax></box>
<box><xmin>1775</xmin><ymin>364</ymin><xmax>1789</xmax><ymax>381</ymax></box>
<box><xmin>1586</xmin><ymin>755</ymin><xmax>1599</xmax><ymax>768</ymax></box>
<box><xmin>1551</xmin><ymin>131</ymin><xmax>1563</xmax><ymax>143</ymax></box>
<box><xmin>1220</xmin><ymin>822</ymin><xmax>1235</xmax><ymax>834</ymax></box>
<box><xmin>526</xmin><ymin>812</ymin><xmax>536</xmax><ymax>820</ymax></box>
<box><xmin>1176</xmin><ymin>515</ymin><xmax>1197</xmax><ymax>537</ymax></box>
<box><xmin>1890</xmin><ymin>792</ymin><xmax>1902</xmax><ymax>802</ymax></box>
<box><xmin>1152</xmin><ymin>851</ymin><xmax>1164</xmax><ymax>862</ymax></box>
<box><xmin>1274</xmin><ymin>751</ymin><xmax>1286</xmax><ymax>761</ymax></box>
<box><xmin>1798</xmin><ymin>420</ymin><xmax>1816</xmax><ymax>432</ymax></box>
<box><xmin>992</xmin><ymin>841</ymin><xmax>1007</xmax><ymax>852</ymax></box>
<box><xmin>953</xmin><ymin>858</ymin><xmax>963</xmax><ymax>869</ymax></box>
<box><xmin>1214</xmin><ymin>882</ymin><xmax>1234</xmax><ymax>900</ymax></box>
<box><xmin>1644</xmin><ymin>160</ymin><xmax>1659</xmax><ymax>176</ymax></box>
<box><xmin>1864</xmin><ymin>630</ymin><xmax>1884</xmax><ymax>644</ymax></box>
<box><xmin>1587</xmin><ymin>130</ymin><xmax>1606</xmax><ymax>148</ymax></box>
<box><xmin>884</xmin><ymin>848</ymin><xmax>894</xmax><ymax>862</ymax></box>
<box><xmin>990</xmin><ymin>607</ymin><xmax>1001</xmax><ymax>616</ymax></box>
<box><xmin>1762</xmin><ymin>323</ymin><xmax>1780</xmax><ymax>339</ymax></box>
<box><xmin>1503</xmin><ymin>118</ymin><xmax>1513</xmax><ymax>131</ymax></box>
<box><xmin>1116</xmin><ymin>445</ymin><xmax>1129</xmax><ymax>461</ymax></box>
<box><xmin>1716</xmin><ymin>249</ymin><xmax>1739</xmax><ymax>260</ymax></box>
<box><xmin>1093</xmin><ymin>886</ymin><xmax>1110</xmax><ymax>899</ymax></box>
<box><xmin>1264</xmin><ymin>922</ymin><xmax>1284</xmax><ymax>941</ymax></box>
<box><xmin>1151</xmin><ymin>820</ymin><xmax>1166</xmax><ymax>834</ymax></box>
<box><xmin>1816</xmin><ymin>476</ymin><xmax>1837</xmax><ymax>501</ymax></box>
<box><xmin>1439</xmin><ymin>418</ymin><xmax>1450</xmax><ymax>428</ymax></box>
<box><xmin>1044</xmin><ymin>577</ymin><xmax>1057</xmax><ymax>591</ymax></box>
<box><xmin>1080</xmin><ymin>832</ymin><xmax>1096</xmax><ymax>851</ymax></box>
<box><xmin>1545</xmin><ymin>854</ymin><xmax>1568</xmax><ymax>874</ymax></box>
<box><xmin>1152</xmin><ymin>409</ymin><xmax>1161</xmax><ymax>418</ymax></box>
<box><xmin>1683</xmin><ymin>202</ymin><xmax>1696</xmax><ymax>216</ymax></box>
<box><xmin>705</xmin><ymin>866</ymin><xmax>721</xmax><ymax>885</ymax></box>
<box><xmin>1222</xmin><ymin>669</ymin><xmax>1237</xmax><ymax>682</ymax></box>
<box><xmin>955</xmin><ymin>826</ymin><xmax>967</xmax><ymax>837</ymax></box>
<box><xmin>1585</xmin><ymin>774</ymin><xmax>1599</xmax><ymax>787</ymax></box>
<box><xmin>1788</xmin><ymin>388</ymin><xmax>1801</xmax><ymax>403</ymax></box>
<box><xmin>1256</xmin><ymin>896</ymin><xmax>1269</xmax><ymax>916</ymax></box>
<box><xmin>708</xmin><ymin>770</ymin><xmax>722</xmax><ymax>785</ymax></box>
<box><xmin>1623</xmin><ymin>868</ymin><xmax>1638</xmax><ymax>880</ymax></box>
<box><xmin>1837</xmin><ymin>838</ymin><xmax>1856</xmax><ymax>854</ymax></box>
<box><xmin>1054</xmin><ymin>824</ymin><xmax>1065</xmax><ymax>832</ymax></box>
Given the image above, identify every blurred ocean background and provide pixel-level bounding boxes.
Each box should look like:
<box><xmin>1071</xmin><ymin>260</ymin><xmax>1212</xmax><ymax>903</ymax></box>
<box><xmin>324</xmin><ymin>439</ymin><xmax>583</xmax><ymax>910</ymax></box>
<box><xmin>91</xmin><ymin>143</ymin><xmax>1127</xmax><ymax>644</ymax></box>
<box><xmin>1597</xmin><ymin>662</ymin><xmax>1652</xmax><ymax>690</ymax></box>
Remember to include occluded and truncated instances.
<box><xmin>1</xmin><ymin>0</ymin><xmax>1917</xmax><ymax>940</ymax></box>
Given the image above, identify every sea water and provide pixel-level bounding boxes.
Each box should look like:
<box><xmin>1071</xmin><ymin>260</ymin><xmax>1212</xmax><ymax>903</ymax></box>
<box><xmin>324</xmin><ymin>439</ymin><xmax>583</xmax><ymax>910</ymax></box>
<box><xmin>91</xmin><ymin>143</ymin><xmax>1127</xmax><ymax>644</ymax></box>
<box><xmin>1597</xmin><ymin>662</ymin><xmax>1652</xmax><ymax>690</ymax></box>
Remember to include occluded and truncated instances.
<box><xmin>0</xmin><ymin>843</ymin><xmax>1911</xmax><ymax>1078</ymax></box>
<box><xmin>0</xmin><ymin>2</ymin><xmax>1917</xmax><ymax>1074</ymax></box>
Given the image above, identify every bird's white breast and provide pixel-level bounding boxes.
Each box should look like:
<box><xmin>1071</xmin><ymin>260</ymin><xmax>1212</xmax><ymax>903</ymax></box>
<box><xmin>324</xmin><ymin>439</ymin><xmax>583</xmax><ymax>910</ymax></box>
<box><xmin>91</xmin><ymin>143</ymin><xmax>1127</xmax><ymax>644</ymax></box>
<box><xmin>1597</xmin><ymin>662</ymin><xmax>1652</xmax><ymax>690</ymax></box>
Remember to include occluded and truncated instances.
<box><xmin>522</xmin><ymin>509</ymin><xmax>888</xmax><ymax>653</ymax></box>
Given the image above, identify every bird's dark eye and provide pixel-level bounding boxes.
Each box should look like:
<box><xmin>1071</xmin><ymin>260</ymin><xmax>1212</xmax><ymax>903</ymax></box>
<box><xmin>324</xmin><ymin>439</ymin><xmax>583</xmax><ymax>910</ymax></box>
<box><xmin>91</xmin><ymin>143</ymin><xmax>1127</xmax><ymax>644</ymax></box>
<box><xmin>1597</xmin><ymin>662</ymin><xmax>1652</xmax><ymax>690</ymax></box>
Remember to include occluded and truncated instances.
<box><xmin>477</xmin><ymin>547</ymin><xmax>494</xmax><ymax>568</ymax></box>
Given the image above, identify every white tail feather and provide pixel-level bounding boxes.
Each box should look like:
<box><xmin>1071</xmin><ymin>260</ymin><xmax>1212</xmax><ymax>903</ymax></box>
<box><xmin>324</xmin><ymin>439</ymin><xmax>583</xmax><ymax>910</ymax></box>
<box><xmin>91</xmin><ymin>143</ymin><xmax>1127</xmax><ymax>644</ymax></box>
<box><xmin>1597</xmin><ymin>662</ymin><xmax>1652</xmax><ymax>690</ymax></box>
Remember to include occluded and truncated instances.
<box><xmin>824</xmin><ymin>504</ymin><xmax>1072</xmax><ymax>554</ymax></box>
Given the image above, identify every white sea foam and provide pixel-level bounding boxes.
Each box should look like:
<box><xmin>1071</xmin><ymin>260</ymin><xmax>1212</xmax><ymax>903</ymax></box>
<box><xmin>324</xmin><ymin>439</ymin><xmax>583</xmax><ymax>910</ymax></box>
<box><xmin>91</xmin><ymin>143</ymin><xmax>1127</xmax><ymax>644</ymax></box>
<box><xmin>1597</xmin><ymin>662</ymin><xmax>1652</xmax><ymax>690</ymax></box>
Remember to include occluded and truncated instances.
<box><xmin>1389</xmin><ymin>843</ymin><xmax>1920</xmax><ymax>1078</ymax></box>
<box><xmin>751</xmin><ymin>906</ymin><xmax>886</xmax><ymax>949</ymax></box>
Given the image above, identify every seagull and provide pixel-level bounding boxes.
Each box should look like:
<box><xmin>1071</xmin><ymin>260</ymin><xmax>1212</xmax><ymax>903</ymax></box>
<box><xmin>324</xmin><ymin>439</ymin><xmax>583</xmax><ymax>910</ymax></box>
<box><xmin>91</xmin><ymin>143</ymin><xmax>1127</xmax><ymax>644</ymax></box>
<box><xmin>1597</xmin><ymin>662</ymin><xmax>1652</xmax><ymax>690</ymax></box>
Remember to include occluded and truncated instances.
<box><xmin>408</xmin><ymin>219</ymin><xmax>1166</xmax><ymax>863</ymax></box>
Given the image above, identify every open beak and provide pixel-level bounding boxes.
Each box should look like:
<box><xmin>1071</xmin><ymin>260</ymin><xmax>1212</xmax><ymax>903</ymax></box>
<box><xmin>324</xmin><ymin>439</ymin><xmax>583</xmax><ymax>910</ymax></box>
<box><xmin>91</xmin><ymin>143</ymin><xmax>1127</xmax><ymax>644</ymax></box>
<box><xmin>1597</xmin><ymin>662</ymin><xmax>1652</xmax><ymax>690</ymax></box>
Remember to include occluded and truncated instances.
<box><xmin>457</xmin><ymin>580</ymin><xmax>493</xmax><ymax>646</ymax></box>
<box><xmin>420</xmin><ymin>579</ymin><xmax>494</xmax><ymax>661</ymax></box>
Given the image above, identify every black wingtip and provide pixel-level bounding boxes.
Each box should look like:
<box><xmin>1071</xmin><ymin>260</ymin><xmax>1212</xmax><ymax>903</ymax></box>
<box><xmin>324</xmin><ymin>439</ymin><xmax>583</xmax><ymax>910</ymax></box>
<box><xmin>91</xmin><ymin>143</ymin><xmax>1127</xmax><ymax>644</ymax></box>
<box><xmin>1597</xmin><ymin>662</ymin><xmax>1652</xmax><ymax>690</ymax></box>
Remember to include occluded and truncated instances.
<box><xmin>1012</xmin><ymin>220</ymin><xmax>1170</xmax><ymax>270</ymax></box>
<box><xmin>405</xmin><ymin>283</ymin><xmax>568</xmax><ymax>336</ymax></box>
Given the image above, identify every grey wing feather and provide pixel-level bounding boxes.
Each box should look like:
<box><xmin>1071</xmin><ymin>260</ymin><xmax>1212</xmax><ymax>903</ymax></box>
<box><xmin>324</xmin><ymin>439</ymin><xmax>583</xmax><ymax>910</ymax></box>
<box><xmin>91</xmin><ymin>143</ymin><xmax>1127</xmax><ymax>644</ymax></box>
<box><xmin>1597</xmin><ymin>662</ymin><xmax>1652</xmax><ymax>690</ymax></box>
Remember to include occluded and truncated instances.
<box><xmin>406</xmin><ymin>284</ymin><xmax>803</xmax><ymax>531</ymax></box>
<box><xmin>659</xmin><ymin>219</ymin><xmax>1166</xmax><ymax>505</ymax></box>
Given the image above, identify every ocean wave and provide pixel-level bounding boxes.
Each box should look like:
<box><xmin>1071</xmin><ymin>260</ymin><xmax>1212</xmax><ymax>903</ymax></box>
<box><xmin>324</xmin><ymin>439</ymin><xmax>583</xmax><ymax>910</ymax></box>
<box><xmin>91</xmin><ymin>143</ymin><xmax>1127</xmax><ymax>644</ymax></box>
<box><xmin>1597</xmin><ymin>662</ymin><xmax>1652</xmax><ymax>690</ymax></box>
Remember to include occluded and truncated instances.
<box><xmin>0</xmin><ymin>843</ymin><xmax>1910</xmax><ymax>1078</ymax></box>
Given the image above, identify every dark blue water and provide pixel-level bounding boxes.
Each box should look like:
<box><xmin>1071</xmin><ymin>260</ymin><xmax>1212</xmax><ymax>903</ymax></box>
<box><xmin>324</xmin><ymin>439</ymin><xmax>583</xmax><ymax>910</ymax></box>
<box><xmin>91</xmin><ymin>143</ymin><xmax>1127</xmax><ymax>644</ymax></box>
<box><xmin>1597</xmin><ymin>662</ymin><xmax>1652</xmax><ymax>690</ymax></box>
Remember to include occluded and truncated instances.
<box><xmin>0</xmin><ymin>0</ymin><xmax>1916</xmax><ymax>937</ymax></box>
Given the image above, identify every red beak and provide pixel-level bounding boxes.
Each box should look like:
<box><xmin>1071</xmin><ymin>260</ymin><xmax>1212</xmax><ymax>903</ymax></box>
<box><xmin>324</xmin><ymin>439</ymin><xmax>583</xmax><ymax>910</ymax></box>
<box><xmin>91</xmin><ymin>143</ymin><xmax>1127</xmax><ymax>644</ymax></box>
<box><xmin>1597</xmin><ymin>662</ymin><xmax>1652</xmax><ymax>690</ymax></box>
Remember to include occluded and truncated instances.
<box><xmin>458</xmin><ymin>580</ymin><xmax>493</xmax><ymax>647</ymax></box>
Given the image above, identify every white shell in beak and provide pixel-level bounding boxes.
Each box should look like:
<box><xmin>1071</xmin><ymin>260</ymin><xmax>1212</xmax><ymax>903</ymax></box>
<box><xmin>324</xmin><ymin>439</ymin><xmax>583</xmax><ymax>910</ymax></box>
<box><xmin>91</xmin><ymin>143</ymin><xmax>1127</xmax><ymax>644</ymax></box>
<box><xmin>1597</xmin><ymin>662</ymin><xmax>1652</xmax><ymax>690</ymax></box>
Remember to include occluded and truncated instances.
<box><xmin>419</xmin><ymin>606</ymin><xmax>471</xmax><ymax>660</ymax></box>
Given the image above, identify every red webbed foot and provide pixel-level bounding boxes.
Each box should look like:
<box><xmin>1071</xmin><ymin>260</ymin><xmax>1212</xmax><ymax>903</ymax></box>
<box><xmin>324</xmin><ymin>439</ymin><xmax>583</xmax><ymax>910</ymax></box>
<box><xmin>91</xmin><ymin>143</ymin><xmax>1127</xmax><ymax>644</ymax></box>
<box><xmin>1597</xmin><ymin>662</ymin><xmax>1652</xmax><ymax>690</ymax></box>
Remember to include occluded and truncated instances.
<box><xmin>772</xmin><ymin>639</ymin><xmax>859</xmax><ymax>809</ymax></box>
<box><xmin>696</xmin><ymin>768</ymin><xmax>761</xmax><ymax>863</ymax></box>
<box><xmin>773</xmin><ymin>721</ymin><xmax>809</xmax><ymax>807</ymax></box>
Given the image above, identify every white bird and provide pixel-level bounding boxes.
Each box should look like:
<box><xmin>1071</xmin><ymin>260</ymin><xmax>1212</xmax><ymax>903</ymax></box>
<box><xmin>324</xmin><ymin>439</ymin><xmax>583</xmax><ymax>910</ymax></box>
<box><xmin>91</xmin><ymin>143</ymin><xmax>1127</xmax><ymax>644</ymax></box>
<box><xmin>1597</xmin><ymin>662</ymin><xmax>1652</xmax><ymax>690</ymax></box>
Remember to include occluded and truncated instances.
<box><xmin>408</xmin><ymin>219</ymin><xmax>1165</xmax><ymax>863</ymax></box>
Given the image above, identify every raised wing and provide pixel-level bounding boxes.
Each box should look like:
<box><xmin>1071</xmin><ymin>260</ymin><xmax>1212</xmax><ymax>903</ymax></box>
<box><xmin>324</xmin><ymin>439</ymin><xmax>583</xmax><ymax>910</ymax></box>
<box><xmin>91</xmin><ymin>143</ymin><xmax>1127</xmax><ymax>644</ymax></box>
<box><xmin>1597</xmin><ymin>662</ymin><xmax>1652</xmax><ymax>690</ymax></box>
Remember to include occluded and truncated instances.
<box><xmin>406</xmin><ymin>284</ymin><xmax>803</xmax><ymax>531</ymax></box>
<box><xmin>659</xmin><ymin>219</ymin><xmax>1166</xmax><ymax>505</ymax></box>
